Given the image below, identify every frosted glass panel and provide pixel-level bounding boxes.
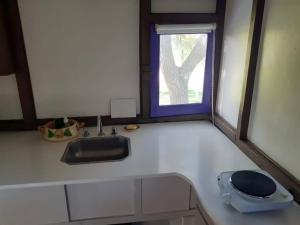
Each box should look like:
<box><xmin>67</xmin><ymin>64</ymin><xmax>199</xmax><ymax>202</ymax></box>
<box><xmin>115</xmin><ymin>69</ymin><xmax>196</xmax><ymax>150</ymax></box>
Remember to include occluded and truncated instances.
<box><xmin>0</xmin><ymin>75</ymin><xmax>23</xmax><ymax>120</ymax></box>
<box><xmin>216</xmin><ymin>0</ymin><xmax>252</xmax><ymax>128</ymax></box>
<box><xmin>249</xmin><ymin>0</ymin><xmax>300</xmax><ymax>179</ymax></box>
<box><xmin>152</xmin><ymin>0</ymin><xmax>216</xmax><ymax>13</ymax></box>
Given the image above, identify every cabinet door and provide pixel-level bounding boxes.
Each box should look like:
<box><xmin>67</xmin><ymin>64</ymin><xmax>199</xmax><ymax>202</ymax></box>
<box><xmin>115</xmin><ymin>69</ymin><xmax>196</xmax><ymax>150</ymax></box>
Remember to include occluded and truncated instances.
<box><xmin>66</xmin><ymin>180</ymin><xmax>136</xmax><ymax>221</ymax></box>
<box><xmin>142</xmin><ymin>176</ymin><xmax>190</xmax><ymax>214</ymax></box>
<box><xmin>0</xmin><ymin>185</ymin><xmax>68</xmax><ymax>225</ymax></box>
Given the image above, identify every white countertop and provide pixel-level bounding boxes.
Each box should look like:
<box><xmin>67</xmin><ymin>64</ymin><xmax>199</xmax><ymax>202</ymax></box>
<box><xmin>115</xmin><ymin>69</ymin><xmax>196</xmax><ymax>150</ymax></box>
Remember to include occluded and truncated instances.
<box><xmin>0</xmin><ymin>121</ymin><xmax>299</xmax><ymax>225</ymax></box>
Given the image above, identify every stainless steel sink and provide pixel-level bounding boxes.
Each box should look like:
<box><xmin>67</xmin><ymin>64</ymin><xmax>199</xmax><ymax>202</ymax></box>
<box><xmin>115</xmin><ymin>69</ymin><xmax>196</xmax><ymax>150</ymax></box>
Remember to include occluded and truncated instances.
<box><xmin>61</xmin><ymin>136</ymin><xmax>130</xmax><ymax>165</ymax></box>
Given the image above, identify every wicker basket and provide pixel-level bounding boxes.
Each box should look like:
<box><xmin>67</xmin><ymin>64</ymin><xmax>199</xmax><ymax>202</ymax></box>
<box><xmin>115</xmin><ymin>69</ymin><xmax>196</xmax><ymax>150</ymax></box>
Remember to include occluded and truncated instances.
<box><xmin>38</xmin><ymin>119</ymin><xmax>84</xmax><ymax>142</ymax></box>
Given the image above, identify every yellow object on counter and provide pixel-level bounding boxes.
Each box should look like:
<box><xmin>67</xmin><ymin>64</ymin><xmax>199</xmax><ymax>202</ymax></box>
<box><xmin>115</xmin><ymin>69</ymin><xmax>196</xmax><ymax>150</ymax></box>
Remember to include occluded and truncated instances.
<box><xmin>124</xmin><ymin>124</ymin><xmax>140</xmax><ymax>131</ymax></box>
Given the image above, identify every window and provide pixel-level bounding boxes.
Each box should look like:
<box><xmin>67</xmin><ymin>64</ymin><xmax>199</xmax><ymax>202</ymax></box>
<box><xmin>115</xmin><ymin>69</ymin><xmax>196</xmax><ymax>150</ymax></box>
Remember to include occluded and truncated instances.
<box><xmin>150</xmin><ymin>24</ymin><xmax>214</xmax><ymax>117</ymax></box>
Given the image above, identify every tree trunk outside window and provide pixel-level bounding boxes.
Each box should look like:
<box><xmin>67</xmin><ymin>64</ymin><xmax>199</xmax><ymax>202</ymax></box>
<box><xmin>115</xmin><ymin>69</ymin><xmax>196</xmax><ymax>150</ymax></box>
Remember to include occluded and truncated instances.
<box><xmin>160</xmin><ymin>35</ymin><xmax>206</xmax><ymax>105</ymax></box>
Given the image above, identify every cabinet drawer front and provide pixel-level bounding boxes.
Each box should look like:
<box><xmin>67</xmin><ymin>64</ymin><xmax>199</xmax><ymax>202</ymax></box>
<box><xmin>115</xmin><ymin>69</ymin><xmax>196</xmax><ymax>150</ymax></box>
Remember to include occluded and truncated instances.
<box><xmin>0</xmin><ymin>185</ymin><xmax>68</xmax><ymax>225</ymax></box>
<box><xmin>66</xmin><ymin>180</ymin><xmax>136</xmax><ymax>221</ymax></box>
<box><xmin>142</xmin><ymin>176</ymin><xmax>190</xmax><ymax>214</ymax></box>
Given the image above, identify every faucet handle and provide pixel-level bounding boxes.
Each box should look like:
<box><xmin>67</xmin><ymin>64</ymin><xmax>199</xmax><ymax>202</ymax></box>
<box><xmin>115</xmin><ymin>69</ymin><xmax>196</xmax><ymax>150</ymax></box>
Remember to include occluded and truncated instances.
<box><xmin>83</xmin><ymin>128</ymin><xmax>90</xmax><ymax>137</ymax></box>
<box><xmin>111</xmin><ymin>127</ymin><xmax>118</xmax><ymax>136</ymax></box>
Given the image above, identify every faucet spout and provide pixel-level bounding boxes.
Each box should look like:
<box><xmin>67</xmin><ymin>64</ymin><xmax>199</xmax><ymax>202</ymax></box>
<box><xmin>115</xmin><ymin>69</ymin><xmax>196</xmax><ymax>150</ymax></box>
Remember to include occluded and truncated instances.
<box><xmin>97</xmin><ymin>115</ymin><xmax>105</xmax><ymax>136</ymax></box>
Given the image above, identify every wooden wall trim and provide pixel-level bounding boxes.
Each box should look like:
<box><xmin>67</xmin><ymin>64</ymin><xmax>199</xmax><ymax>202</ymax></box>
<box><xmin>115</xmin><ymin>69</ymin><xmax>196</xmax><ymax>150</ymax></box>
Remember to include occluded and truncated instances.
<box><xmin>212</xmin><ymin>0</ymin><xmax>226</xmax><ymax>116</ymax></box>
<box><xmin>0</xmin><ymin>1</ymin><xmax>14</xmax><ymax>75</ymax></box>
<box><xmin>237</xmin><ymin>0</ymin><xmax>265</xmax><ymax>140</ymax></box>
<box><xmin>49</xmin><ymin>114</ymin><xmax>211</xmax><ymax>127</ymax></box>
<box><xmin>149</xmin><ymin>13</ymin><xmax>218</xmax><ymax>24</ymax></box>
<box><xmin>0</xmin><ymin>120</ymin><xmax>36</xmax><ymax>131</ymax></box>
<box><xmin>214</xmin><ymin>114</ymin><xmax>236</xmax><ymax>142</ymax></box>
<box><xmin>0</xmin><ymin>114</ymin><xmax>211</xmax><ymax>131</ymax></box>
<box><xmin>139</xmin><ymin>0</ymin><xmax>151</xmax><ymax>118</ymax></box>
<box><xmin>3</xmin><ymin>0</ymin><xmax>37</xmax><ymax>125</ymax></box>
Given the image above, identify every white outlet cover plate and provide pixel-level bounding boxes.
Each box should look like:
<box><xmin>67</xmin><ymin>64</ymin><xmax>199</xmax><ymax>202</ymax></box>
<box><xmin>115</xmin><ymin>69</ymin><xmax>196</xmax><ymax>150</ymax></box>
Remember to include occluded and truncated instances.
<box><xmin>110</xmin><ymin>98</ymin><xmax>137</xmax><ymax>118</ymax></box>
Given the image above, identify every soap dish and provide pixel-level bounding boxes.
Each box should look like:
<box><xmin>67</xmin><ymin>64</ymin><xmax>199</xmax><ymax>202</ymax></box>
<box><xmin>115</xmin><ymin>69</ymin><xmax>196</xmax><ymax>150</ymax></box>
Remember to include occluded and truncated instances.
<box><xmin>124</xmin><ymin>124</ymin><xmax>140</xmax><ymax>131</ymax></box>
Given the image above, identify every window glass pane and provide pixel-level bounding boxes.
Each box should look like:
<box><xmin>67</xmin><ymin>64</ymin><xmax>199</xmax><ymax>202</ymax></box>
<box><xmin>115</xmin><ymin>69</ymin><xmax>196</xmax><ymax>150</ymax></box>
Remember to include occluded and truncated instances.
<box><xmin>159</xmin><ymin>34</ymin><xmax>207</xmax><ymax>106</ymax></box>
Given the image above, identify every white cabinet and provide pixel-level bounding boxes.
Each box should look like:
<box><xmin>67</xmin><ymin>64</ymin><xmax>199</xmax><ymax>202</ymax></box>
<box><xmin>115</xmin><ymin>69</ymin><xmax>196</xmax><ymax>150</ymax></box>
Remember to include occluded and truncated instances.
<box><xmin>142</xmin><ymin>176</ymin><xmax>190</xmax><ymax>214</ymax></box>
<box><xmin>66</xmin><ymin>179</ymin><xmax>137</xmax><ymax>221</ymax></box>
<box><xmin>0</xmin><ymin>185</ymin><xmax>68</xmax><ymax>225</ymax></box>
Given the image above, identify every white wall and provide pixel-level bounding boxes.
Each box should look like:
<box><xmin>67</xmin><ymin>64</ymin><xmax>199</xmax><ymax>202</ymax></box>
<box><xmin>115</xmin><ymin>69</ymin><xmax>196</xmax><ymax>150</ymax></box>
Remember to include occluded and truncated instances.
<box><xmin>18</xmin><ymin>0</ymin><xmax>140</xmax><ymax>118</ymax></box>
<box><xmin>248</xmin><ymin>0</ymin><xmax>300</xmax><ymax>179</ymax></box>
<box><xmin>0</xmin><ymin>75</ymin><xmax>23</xmax><ymax>120</ymax></box>
<box><xmin>151</xmin><ymin>0</ymin><xmax>216</xmax><ymax>13</ymax></box>
<box><xmin>216</xmin><ymin>0</ymin><xmax>252</xmax><ymax>128</ymax></box>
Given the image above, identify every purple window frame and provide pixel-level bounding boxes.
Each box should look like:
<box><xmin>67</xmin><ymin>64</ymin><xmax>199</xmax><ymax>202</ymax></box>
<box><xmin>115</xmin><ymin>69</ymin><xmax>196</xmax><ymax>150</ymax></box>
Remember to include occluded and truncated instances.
<box><xmin>150</xmin><ymin>26</ymin><xmax>213</xmax><ymax>117</ymax></box>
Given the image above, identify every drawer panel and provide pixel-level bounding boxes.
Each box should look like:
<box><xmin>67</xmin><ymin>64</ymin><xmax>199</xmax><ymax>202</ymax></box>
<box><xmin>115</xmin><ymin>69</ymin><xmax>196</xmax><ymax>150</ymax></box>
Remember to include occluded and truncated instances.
<box><xmin>66</xmin><ymin>180</ymin><xmax>136</xmax><ymax>220</ymax></box>
<box><xmin>0</xmin><ymin>185</ymin><xmax>68</xmax><ymax>225</ymax></box>
<box><xmin>142</xmin><ymin>176</ymin><xmax>190</xmax><ymax>214</ymax></box>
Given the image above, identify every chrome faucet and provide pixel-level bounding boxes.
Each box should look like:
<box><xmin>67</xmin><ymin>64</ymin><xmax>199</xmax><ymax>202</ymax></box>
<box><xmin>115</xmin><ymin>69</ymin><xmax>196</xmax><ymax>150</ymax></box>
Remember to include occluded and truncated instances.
<box><xmin>97</xmin><ymin>115</ymin><xmax>105</xmax><ymax>136</ymax></box>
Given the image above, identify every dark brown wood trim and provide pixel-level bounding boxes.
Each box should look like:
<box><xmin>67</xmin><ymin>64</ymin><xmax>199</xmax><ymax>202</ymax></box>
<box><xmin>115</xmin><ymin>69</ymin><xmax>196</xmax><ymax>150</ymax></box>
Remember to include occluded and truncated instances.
<box><xmin>38</xmin><ymin>114</ymin><xmax>212</xmax><ymax>128</ymax></box>
<box><xmin>236</xmin><ymin>140</ymin><xmax>300</xmax><ymax>203</ymax></box>
<box><xmin>212</xmin><ymin>0</ymin><xmax>226</xmax><ymax>115</ymax></box>
<box><xmin>0</xmin><ymin>1</ymin><xmax>14</xmax><ymax>75</ymax></box>
<box><xmin>0</xmin><ymin>114</ymin><xmax>211</xmax><ymax>131</ymax></box>
<box><xmin>149</xmin><ymin>13</ymin><xmax>218</xmax><ymax>24</ymax></box>
<box><xmin>3</xmin><ymin>0</ymin><xmax>37</xmax><ymax>125</ymax></box>
<box><xmin>237</xmin><ymin>0</ymin><xmax>265</xmax><ymax>140</ymax></box>
<box><xmin>0</xmin><ymin>120</ymin><xmax>36</xmax><ymax>131</ymax></box>
<box><xmin>214</xmin><ymin>114</ymin><xmax>236</xmax><ymax>142</ymax></box>
<box><xmin>139</xmin><ymin>0</ymin><xmax>151</xmax><ymax>118</ymax></box>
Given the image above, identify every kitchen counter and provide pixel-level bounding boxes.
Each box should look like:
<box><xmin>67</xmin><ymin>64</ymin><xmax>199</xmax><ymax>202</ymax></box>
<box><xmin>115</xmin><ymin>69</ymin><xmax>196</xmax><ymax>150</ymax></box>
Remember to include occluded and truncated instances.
<box><xmin>0</xmin><ymin>121</ymin><xmax>299</xmax><ymax>225</ymax></box>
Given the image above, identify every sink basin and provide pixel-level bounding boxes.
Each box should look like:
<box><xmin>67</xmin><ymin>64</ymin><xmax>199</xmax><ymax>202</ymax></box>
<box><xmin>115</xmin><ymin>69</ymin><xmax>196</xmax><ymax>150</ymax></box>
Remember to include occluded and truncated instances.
<box><xmin>61</xmin><ymin>136</ymin><xmax>130</xmax><ymax>165</ymax></box>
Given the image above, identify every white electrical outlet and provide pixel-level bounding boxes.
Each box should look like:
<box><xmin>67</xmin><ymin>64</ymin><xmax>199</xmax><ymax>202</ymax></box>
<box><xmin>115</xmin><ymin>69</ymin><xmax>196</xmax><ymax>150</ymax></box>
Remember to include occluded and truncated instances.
<box><xmin>110</xmin><ymin>98</ymin><xmax>137</xmax><ymax>118</ymax></box>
